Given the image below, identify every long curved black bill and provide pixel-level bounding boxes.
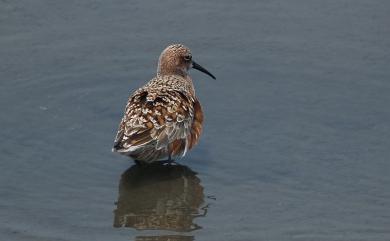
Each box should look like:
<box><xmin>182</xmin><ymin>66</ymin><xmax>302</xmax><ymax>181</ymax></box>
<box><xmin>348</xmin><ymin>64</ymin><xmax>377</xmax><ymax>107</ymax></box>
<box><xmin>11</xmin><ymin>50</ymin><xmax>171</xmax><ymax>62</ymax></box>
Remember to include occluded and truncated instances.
<box><xmin>192</xmin><ymin>60</ymin><xmax>216</xmax><ymax>79</ymax></box>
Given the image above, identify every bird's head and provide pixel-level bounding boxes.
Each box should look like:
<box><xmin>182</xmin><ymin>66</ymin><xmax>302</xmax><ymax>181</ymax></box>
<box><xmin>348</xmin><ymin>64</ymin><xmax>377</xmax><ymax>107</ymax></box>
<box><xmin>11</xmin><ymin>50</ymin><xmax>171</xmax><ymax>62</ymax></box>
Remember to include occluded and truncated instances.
<box><xmin>157</xmin><ymin>44</ymin><xmax>215</xmax><ymax>79</ymax></box>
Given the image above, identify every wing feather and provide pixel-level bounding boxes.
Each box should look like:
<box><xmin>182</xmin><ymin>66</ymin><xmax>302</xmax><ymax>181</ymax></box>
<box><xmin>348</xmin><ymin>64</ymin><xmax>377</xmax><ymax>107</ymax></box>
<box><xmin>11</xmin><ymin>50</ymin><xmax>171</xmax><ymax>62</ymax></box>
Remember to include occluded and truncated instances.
<box><xmin>112</xmin><ymin>87</ymin><xmax>196</xmax><ymax>160</ymax></box>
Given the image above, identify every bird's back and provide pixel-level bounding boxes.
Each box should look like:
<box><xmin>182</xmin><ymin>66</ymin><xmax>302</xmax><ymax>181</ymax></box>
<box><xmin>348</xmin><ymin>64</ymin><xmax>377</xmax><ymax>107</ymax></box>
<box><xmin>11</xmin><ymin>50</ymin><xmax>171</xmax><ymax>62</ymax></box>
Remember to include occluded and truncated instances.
<box><xmin>113</xmin><ymin>75</ymin><xmax>203</xmax><ymax>162</ymax></box>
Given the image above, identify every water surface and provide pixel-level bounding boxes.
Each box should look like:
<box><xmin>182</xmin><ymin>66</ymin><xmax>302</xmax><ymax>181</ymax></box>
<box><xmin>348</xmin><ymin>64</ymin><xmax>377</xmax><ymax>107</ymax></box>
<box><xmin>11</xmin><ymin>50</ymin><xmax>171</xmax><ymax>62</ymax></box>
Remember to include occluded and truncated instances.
<box><xmin>1</xmin><ymin>0</ymin><xmax>390</xmax><ymax>240</ymax></box>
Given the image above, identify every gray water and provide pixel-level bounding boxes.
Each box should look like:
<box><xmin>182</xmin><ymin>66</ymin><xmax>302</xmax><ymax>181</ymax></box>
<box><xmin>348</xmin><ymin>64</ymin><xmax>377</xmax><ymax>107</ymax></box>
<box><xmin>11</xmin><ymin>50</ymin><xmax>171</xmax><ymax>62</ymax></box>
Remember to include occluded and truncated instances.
<box><xmin>1</xmin><ymin>1</ymin><xmax>390</xmax><ymax>240</ymax></box>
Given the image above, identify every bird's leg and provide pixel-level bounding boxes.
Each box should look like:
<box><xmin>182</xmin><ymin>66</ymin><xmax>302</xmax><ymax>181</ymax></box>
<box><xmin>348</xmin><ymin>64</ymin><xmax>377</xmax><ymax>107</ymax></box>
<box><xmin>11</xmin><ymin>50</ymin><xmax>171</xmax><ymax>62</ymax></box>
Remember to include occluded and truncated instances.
<box><xmin>168</xmin><ymin>153</ymin><xmax>172</xmax><ymax>162</ymax></box>
<box><xmin>161</xmin><ymin>147</ymin><xmax>175</xmax><ymax>165</ymax></box>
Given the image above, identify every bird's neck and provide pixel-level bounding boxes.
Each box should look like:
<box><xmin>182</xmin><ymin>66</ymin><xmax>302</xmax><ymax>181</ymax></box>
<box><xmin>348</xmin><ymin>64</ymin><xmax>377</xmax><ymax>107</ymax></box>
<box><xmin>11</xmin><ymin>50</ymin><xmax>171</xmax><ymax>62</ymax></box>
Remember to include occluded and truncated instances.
<box><xmin>157</xmin><ymin>66</ymin><xmax>188</xmax><ymax>79</ymax></box>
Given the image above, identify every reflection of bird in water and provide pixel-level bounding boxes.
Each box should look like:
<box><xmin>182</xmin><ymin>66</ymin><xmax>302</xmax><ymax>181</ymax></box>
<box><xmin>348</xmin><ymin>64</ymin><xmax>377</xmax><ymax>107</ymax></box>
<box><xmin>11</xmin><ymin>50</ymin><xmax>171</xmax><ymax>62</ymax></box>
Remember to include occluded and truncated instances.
<box><xmin>112</xmin><ymin>44</ymin><xmax>215</xmax><ymax>163</ymax></box>
<box><xmin>113</xmin><ymin>163</ymin><xmax>208</xmax><ymax>232</ymax></box>
<box><xmin>135</xmin><ymin>235</ymin><xmax>194</xmax><ymax>241</ymax></box>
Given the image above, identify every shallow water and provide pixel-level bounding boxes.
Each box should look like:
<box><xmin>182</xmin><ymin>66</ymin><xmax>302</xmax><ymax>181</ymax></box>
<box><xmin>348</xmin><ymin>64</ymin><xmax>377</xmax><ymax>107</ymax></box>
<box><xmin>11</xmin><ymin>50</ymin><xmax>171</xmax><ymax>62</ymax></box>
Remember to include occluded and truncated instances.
<box><xmin>1</xmin><ymin>0</ymin><xmax>390</xmax><ymax>240</ymax></box>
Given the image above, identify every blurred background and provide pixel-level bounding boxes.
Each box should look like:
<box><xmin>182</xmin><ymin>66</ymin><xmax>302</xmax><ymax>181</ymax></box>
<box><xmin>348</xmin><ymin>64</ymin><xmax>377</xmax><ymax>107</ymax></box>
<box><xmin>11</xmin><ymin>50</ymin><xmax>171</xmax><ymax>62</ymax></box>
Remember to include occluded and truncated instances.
<box><xmin>1</xmin><ymin>0</ymin><xmax>390</xmax><ymax>240</ymax></box>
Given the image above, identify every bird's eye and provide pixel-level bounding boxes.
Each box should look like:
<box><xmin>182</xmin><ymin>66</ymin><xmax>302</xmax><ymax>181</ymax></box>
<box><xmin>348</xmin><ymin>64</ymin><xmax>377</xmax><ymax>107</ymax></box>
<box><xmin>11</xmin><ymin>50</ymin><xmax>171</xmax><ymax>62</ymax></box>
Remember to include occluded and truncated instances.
<box><xmin>184</xmin><ymin>55</ymin><xmax>192</xmax><ymax>61</ymax></box>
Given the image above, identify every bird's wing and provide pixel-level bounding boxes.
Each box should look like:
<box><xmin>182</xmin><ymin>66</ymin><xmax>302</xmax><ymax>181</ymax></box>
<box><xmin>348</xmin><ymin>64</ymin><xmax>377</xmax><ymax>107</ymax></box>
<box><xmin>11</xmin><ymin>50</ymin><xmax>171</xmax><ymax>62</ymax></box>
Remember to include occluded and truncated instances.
<box><xmin>113</xmin><ymin>88</ymin><xmax>196</xmax><ymax>156</ymax></box>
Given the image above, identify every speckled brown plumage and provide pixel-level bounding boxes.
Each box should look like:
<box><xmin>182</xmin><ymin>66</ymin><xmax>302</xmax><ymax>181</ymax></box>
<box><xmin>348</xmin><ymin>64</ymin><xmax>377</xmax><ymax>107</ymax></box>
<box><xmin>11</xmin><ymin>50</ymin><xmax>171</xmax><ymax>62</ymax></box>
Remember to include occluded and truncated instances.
<box><xmin>112</xmin><ymin>44</ymin><xmax>215</xmax><ymax>163</ymax></box>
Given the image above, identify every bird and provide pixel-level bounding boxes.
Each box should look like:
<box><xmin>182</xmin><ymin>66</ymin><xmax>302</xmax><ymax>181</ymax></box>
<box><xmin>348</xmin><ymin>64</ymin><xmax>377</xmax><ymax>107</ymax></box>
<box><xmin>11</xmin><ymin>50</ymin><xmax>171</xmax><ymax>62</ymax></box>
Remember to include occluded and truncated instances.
<box><xmin>112</xmin><ymin>44</ymin><xmax>215</xmax><ymax>164</ymax></box>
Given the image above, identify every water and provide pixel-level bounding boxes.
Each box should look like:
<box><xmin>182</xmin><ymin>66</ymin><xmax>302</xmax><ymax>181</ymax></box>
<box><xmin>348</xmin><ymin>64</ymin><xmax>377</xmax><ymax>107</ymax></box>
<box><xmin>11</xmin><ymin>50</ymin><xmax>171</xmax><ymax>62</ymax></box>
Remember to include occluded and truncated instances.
<box><xmin>1</xmin><ymin>0</ymin><xmax>390</xmax><ymax>240</ymax></box>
